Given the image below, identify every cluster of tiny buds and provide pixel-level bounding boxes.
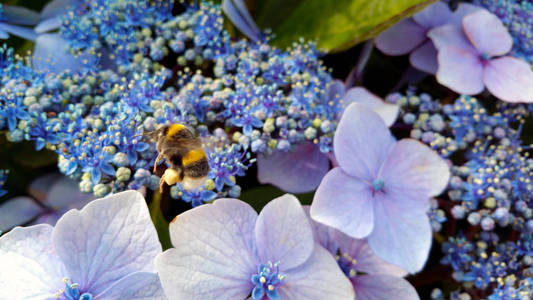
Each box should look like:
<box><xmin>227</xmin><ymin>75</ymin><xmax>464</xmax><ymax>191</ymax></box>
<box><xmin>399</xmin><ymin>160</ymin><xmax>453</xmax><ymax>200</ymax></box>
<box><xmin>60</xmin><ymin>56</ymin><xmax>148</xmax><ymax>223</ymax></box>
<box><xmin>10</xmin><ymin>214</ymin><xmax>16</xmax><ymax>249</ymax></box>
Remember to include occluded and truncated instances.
<box><xmin>0</xmin><ymin>1</ymin><xmax>339</xmax><ymax>206</ymax></box>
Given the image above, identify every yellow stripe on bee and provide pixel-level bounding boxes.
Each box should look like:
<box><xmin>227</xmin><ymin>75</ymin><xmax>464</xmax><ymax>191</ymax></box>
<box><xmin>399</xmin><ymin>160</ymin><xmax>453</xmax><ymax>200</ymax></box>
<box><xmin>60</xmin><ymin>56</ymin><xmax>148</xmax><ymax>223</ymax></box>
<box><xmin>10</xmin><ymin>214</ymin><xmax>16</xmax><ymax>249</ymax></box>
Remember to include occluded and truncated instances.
<box><xmin>166</xmin><ymin>123</ymin><xmax>186</xmax><ymax>138</ymax></box>
<box><xmin>182</xmin><ymin>148</ymin><xmax>207</xmax><ymax>166</ymax></box>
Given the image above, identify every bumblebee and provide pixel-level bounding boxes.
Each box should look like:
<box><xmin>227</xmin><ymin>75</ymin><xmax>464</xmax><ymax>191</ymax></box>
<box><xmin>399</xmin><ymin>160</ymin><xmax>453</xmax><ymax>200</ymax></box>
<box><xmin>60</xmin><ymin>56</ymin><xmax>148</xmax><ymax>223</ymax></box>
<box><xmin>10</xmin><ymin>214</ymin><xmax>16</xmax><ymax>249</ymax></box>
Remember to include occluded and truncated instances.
<box><xmin>145</xmin><ymin>123</ymin><xmax>209</xmax><ymax>192</ymax></box>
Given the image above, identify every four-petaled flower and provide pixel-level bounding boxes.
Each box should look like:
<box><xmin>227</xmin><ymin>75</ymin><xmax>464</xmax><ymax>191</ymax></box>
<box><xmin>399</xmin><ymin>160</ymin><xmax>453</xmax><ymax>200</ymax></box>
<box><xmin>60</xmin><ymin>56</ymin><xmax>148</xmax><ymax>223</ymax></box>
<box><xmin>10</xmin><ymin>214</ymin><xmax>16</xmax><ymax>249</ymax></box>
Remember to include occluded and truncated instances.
<box><xmin>304</xmin><ymin>206</ymin><xmax>420</xmax><ymax>300</ymax></box>
<box><xmin>376</xmin><ymin>1</ymin><xmax>480</xmax><ymax>74</ymax></box>
<box><xmin>0</xmin><ymin>190</ymin><xmax>165</xmax><ymax>299</ymax></box>
<box><xmin>155</xmin><ymin>194</ymin><xmax>354</xmax><ymax>300</ymax></box>
<box><xmin>257</xmin><ymin>81</ymin><xmax>399</xmax><ymax>194</ymax></box>
<box><xmin>428</xmin><ymin>9</ymin><xmax>533</xmax><ymax>103</ymax></box>
<box><xmin>311</xmin><ymin>103</ymin><xmax>450</xmax><ymax>273</ymax></box>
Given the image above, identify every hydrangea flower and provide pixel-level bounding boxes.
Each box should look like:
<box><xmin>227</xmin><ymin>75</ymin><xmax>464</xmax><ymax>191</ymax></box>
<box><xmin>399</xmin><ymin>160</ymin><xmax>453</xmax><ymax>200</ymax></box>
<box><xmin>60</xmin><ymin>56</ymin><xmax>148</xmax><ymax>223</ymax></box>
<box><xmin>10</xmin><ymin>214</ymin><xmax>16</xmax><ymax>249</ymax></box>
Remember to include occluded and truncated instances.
<box><xmin>304</xmin><ymin>207</ymin><xmax>420</xmax><ymax>300</ymax></box>
<box><xmin>310</xmin><ymin>103</ymin><xmax>450</xmax><ymax>273</ymax></box>
<box><xmin>474</xmin><ymin>0</ymin><xmax>533</xmax><ymax>63</ymax></box>
<box><xmin>428</xmin><ymin>9</ymin><xmax>533</xmax><ymax>102</ymax></box>
<box><xmin>155</xmin><ymin>194</ymin><xmax>354</xmax><ymax>299</ymax></box>
<box><xmin>257</xmin><ymin>81</ymin><xmax>398</xmax><ymax>193</ymax></box>
<box><xmin>0</xmin><ymin>173</ymin><xmax>93</xmax><ymax>232</ymax></box>
<box><xmin>376</xmin><ymin>1</ymin><xmax>480</xmax><ymax>74</ymax></box>
<box><xmin>0</xmin><ymin>190</ymin><xmax>165</xmax><ymax>299</ymax></box>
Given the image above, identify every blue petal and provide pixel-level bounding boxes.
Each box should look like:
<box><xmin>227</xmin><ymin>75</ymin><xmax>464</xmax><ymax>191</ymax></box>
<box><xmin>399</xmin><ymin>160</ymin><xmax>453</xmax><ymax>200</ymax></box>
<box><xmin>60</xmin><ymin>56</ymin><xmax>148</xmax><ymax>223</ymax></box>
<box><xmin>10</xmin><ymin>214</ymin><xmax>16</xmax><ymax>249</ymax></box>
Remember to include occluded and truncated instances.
<box><xmin>34</xmin><ymin>16</ymin><xmax>61</xmax><ymax>34</ymax></box>
<box><xmin>135</xmin><ymin>142</ymin><xmax>149</xmax><ymax>152</ymax></box>
<box><xmin>0</xmin><ymin>23</ymin><xmax>37</xmax><ymax>41</ymax></box>
<box><xmin>222</xmin><ymin>0</ymin><xmax>262</xmax><ymax>42</ymax></box>
<box><xmin>100</xmin><ymin>163</ymin><xmax>116</xmax><ymax>176</ymax></box>
<box><xmin>15</xmin><ymin>110</ymin><xmax>30</xmax><ymax>120</ymax></box>
<box><xmin>243</xmin><ymin>124</ymin><xmax>252</xmax><ymax>136</ymax></box>
<box><xmin>7</xmin><ymin>115</ymin><xmax>16</xmax><ymax>132</ymax></box>
<box><xmin>251</xmin><ymin>286</ymin><xmax>265</xmax><ymax>300</ymax></box>
<box><xmin>251</xmin><ymin>274</ymin><xmax>262</xmax><ymax>285</ymax></box>
<box><xmin>126</xmin><ymin>149</ymin><xmax>138</xmax><ymax>165</ymax></box>
<box><xmin>40</xmin><ymin>0</ymin><xmax>77</xmax><ymax>20</ymax></box>
<box><xmin>3</xmin><ymin>5</ymin><xmax>40</xmax><ymax>25</ymax></box>
<box><xmin>66</xmin><ymin>161</ymin><xmax>77</xmax><ymax>175</ymax></box>
<box><xmin>90</xmin><ymin>168</ymin><xmax>101</xmax><ymax>184</ymax></box>
<box><xmin>266</xmin><ymin>288</ymin><xmax>280</xmax><ymax>300</ymax></box>
<box><xmin>0</xmin><ymin>29</ymin><xmax>9</xmax><ymax>39</ymax></box>
<box><xmin>33</xmin><ymin>33</ymin><xmax>85</xmax><ymax>73</ymax></box>
<box><xmin>35</xmin><ymin>138</ymin><xmax>45</xmax><ymax>151</ymax></box>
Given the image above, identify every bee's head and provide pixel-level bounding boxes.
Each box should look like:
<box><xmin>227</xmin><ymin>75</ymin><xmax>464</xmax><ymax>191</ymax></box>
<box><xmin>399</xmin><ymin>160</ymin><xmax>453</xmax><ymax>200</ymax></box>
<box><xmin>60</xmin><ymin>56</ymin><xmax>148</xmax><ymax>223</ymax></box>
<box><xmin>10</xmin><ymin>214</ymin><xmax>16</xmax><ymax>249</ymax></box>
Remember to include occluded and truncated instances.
<box><xmin>140</xmin><ymin>126</ymin><xmax>166</xmax><ymax>141</ymax></box>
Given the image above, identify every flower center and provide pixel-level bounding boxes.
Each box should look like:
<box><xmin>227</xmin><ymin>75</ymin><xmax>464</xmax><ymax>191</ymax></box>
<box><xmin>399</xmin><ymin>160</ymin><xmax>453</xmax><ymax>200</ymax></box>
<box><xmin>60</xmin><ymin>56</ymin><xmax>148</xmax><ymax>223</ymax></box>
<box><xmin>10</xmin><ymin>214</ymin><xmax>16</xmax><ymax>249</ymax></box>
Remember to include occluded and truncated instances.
<box><xmin>480</xmin><ymin>52</ymin><xmax>492</xmax><ymax>61</ymax></box>
<box><xmin>251</xmin><ymin>261</ymin><xmax>286</xmax><ymax>300</ymax></box>
<box><xmin>337</xmin><ymin>252</ymin><xmax>357</xmax><ymax>278</ymax></box>
<box><xmin>371</xmin><ymin>178</ymin><xmax>385</xmax><ymax>191</ymax></box>
<box><xmin>56</xmin><ymin>278</ymin><xmax>93</xmax><ymax>300</ymax></box>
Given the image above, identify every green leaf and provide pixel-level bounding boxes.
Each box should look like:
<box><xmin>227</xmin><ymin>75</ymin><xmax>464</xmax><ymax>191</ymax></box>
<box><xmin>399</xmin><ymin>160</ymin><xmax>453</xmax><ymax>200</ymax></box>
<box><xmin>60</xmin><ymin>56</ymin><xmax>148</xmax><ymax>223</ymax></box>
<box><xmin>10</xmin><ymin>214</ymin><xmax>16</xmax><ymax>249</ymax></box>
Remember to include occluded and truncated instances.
<box><xmin>253</xmin><ymin>0</ymin><xmax>437</xmax><ymax>52</ymax></box>
<box><xmin>149</xmin><ymin>193</ymin><xmax>173</xmax><ymax>250</ymax></box>
<box><xmin>240</xmin><ymin>185</ymin><xmax>314</xmax><ymax>213</ymax></box>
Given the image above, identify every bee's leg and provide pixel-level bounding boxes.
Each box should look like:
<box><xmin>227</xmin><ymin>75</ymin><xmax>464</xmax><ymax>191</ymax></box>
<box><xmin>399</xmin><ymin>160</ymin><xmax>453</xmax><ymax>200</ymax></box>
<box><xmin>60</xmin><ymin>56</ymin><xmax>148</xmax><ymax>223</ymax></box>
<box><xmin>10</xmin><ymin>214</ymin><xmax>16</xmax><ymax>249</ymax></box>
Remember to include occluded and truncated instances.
<box><xmin>153</xmin><ymin>153</ymin><xmax>163</xmax><ymax>173</ymax></box>
<box><xmin>159</xmin><ymin>174</ymin><xmax>166</xmax><ymax>193</ymax></box>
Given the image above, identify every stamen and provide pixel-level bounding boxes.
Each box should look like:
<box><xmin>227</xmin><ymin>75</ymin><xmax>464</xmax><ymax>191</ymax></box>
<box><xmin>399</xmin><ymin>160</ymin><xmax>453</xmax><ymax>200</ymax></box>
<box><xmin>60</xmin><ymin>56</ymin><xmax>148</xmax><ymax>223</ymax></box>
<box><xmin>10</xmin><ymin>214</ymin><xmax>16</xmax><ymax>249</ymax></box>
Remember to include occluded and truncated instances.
<box><xmin>372</xmin><ymin>178</ymin><xmax>385</xmax><ymax>191</ymax></box>
<box><xmin>251</xmin><ymin>261</ymin><xmax>285</xmax><ymax>300</ymax></box>
<box><xmin>56</xmin><ymin>278</ymin><xmax>93</xmax><ymax>300</ymax></box>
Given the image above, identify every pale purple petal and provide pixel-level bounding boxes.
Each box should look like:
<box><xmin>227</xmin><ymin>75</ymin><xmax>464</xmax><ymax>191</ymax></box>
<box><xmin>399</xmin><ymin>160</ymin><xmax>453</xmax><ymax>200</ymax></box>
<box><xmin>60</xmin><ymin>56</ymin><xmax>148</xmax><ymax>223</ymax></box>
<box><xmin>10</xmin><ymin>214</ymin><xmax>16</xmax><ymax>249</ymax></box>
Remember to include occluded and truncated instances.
<box><xmin>303</xmin><ymin>206</ymin><xmax>339</xmax><ymax>254</ymax></box>
<box><xmin>343</xmin><ymin>87</ymin><xmax>399</xmax><ymax>126</ymax></box>
<box><xmin>435</xmin><ymin>46</ymin><xmax>484</xmax><ymax>95</ymax></box>
<box><xmin>412</xmin><ymin>1</ymin><xmax>453</xmax><ymax>28</ymax></box>
<box><xmin>381</xmin><ymin>139</ymin><xmax>450</xmax><ymax>199</ymax></box>
<box><xmin>156</xmin><ymin>198</ymin><xmax>258</xmax><ymax>300</ymax></box>
<box><xmin>46</xmin><ymin>176</ymin><xmax>94</xmax><ymax>209</ymax></box>
<box><xmin>40</xmin><ymin>0</ymin><xmax>79</xmax><ymax>20</ymax></box>
<box><xmin>33</xmin><ymin>33</ymin><xmax>85</xmax><ymax>73</ymax></box>
<box><xmin>0</xmin><ymin>197</ymin><xmax>44</xmax><ymax>232</ymax></box>
<box><xmin>375</xmin><ymin>19</ymin><xmax>426</xmax><ymax>55</ymax></box>
<box><xmin>483</xmin><ymin>56</ymin><xmax>533</xmax><ymax>103</ymax></box>
<box><xmin>334</xmin><ymin>103</ymin><xmax>395</xmax><ymax>181</ymax></box>
<box><xmin>353</xmin><ymin>274</ymin><xmax>419</xmax><ymax>300</ymax></box>
<box><xmin>368</xmin><ymin>193</ymin><xmax>432</xmax><ymax>273</ymax></box>
<box><xmin>257</xmin><ymin>142</ymin><xmax>329</xmax><ymax>193</ymax></box>
<box><xmin>311</xmin><ymin>168</ymin><xmax>374</xmax><ymax>239</ymax></box>
<box><xmin>28</xmin><ymin>173</ymin><xmax>62</xmax><ymax>202</ymax></box>
<box><xmin>0</xmin><ymin>224</ymin><xmax>67</xmax><ymax>299</ymax></box>
<box><xmin>410</xmin><ymin>41</ymin><xmax>438</xmax><ymax>74</ymax></box>
<box><xmin>33</xmin><ymin>210</ymin><xmax>63</xmax><ymax>226</ymax></box>
<box><xmin>3</xmin><ymin>5</ymin><xmax>40</xmax><ymax>25</ymax></box>
<box><xmin>222</xmin><ymin>0</ymin><xmax>262</xmax><ymax>42</ymax></box>
<box><xmin>450</xmin><ymin>3</ymin><xmax>483</xmax><ymax>24</ymax></box>
<box><xmin>35</xmin><ymin>16</ymin><xmax>61</xmax><ymax>33</ymax></box>
<box><xmin>0</xmin><ymin>30</ymin><xmax>8</xmax><ymax>39</ymax></box>
<box><xmin>427</xmin><ymin>24</ymin><xmax>473</xmax><ymax>51</ymax></box>
<box><xmin>256</xmin><ymin>194</ymin><xmax>314</xmax><ymax>270</ymax></box>
<box><xmin>328</xmin><ymin>79</ymin><xmax>346</xmax><ymax>103</ymax></box>
<box><xmin>97</xmin><ymin>272</ymin><xmax>166</xmax><ymax>300</ymax></box>
<box><xmin>52</xmin><ymin>190</ymin><xmax>162</xmax><ymax>295</ymax></box>
<box><xmin>278</xmin><ymin>245</ymin><xmax>355</xmax><ymax>300</ymax></box>
<box><xmin>0</xmin><ymin>23</ymin><xmax>37</xmax><ymax>40</ymax></box>
<box><xmin>463</xmin><ymin>9</ymin><xmax>512</xmax><ymax>57</ymax></box>
<box><xmin>334</xmin><ymin>233</ymin><xmax>407</xmax><ymax>277</ymax></box>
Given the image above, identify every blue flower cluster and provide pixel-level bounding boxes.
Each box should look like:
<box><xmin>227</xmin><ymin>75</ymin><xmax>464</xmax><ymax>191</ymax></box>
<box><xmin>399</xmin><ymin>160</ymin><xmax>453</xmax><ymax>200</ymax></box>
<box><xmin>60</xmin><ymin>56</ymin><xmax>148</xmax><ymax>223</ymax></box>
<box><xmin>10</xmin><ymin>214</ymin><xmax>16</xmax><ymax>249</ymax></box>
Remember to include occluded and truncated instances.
<box><xmin>474</xmin><ymin>0</ymin><xmax>533</xmax><ymax>63</ymax></box>
<box><xmin>438</xmin><ymin>233</ymin><xmax>533</xmax><ymax>300</ymax></box>
<box><xmin>0</xmin><ymin>1</ymin><xmax>339</xmax><ymax>206</ymax></box>
<box><xmin>391</xmin><ymin>89</ymin><xmax>533</xmax><ymax>298</ymax></box>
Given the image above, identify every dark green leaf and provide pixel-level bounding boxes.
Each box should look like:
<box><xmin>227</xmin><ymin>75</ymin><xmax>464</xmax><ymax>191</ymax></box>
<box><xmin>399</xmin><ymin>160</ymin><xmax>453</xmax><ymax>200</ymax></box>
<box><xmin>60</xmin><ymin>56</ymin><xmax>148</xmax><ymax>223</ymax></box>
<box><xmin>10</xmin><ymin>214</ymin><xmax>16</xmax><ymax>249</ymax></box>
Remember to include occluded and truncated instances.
<box><xmin>240</xmin><ymin>185</ymin><xmax>314</xmax><ymax>213</ymax></box>
<box><xmin>253</xmin><ymin>0</ymin><xmax>437</xmax><ymax>52</ymax></box>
